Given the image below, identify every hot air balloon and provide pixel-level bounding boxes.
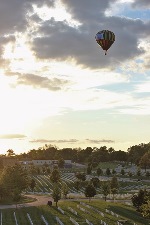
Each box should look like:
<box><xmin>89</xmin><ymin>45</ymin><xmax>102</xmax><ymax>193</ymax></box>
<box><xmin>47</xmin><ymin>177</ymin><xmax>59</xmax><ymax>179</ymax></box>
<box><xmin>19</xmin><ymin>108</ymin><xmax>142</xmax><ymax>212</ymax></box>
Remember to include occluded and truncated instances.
<box><xmin>95</xmin><ymin>30</ymin><xmax>115</xmax><ymax>55</ymax></box>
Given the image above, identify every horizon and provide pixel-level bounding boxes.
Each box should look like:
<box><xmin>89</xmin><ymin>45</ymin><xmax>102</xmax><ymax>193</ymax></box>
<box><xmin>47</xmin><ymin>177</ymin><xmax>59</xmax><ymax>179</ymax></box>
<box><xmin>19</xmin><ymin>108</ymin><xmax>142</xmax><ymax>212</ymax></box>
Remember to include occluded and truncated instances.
<box><xmin>0</xmin><ymin>0</ymin><xmax>150</xmax><ymax>155</ymax></box>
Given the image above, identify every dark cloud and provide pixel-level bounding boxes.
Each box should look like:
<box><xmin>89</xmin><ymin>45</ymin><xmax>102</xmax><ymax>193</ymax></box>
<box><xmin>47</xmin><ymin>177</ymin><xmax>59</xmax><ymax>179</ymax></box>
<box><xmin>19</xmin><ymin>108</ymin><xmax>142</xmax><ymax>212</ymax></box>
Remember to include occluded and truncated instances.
<box><xmin>86</xmin><ymin>139</ymin><xmax>115</xmax><ymax>144</ymax></box>
<box><xmin>0</xmin><ymin>134</ymin><xmax>26</xmax><ymax>139</ymax></box>
<box><xmin>0</xmin><ymin>0</ymin><xmax>54</xmax><ymax>35</ymax></box>
<box><xmin>16</xmin><ymin>73</ymin><xmax>69</xmax><ymax>90</ymax></box>
<box><xmin>5</xmin><ymin>71</ymin><xmax>69</xmax><ymax>90</ymax></box>
<box><xmin>132</xmin><ymin>0</ymin><xmax>150</xmax><ymax>9</ymax></box>
<box><xmin>31</xmin><ymin>0</ymin><xmax>150</xmax><ymax>69</ymax></box>
<box><xmin>30</xmin><ymin>139</ymin><xmax>78</xmax><ymax>143</ymax></box>
<box><xmin>61</xmin><ymin>0</ymin><xmax>112</xmax><ymax>23</ymax></box>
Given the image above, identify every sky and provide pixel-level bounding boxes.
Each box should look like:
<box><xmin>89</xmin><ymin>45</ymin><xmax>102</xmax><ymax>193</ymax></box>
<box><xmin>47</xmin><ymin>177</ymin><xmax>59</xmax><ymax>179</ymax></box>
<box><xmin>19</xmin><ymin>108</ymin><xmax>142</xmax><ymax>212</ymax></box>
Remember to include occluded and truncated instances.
<box><xmin>0</xmin><ymin>0</ymin><xmax>150</xmax><ymax>154</ymax></box>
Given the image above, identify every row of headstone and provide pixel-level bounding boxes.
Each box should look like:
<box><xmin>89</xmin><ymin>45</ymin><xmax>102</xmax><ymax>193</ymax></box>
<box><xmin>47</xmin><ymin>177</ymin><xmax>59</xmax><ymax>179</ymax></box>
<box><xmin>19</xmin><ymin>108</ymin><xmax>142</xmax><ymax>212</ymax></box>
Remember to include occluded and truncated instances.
<box><xmin>58</xmin><ymin>207</ymin><xmax>65</xmax><ymax>215</ymax></box>
<box><xmin>85</xmin><ymin>218</ymin><xmax>93</xmax><ymax>225</ymax></box>
<box><xmin>117</xmin><ymin>222</ymin><xmax>123</xmax><ymax>225</ymax></box>
<box><xmin>77</xmin><ymin>205</ymin><xmax>88</xmax><ymax>213</ymax></box>
<box><xmin>105</xmin><ymin>209</ymin><xmax>119</xmax><ymax>218</ymax></box>
<box><xmin>100</xmin><ymin>219</ymin><xmax>109</xmax><ymax>225</ymax></box>
<box><xmin>56</xmin><ymin>216</ymin><xmax>64</xmax><ymax>225</ymax></box>
<box><xmin>27</xmin><ymin>213</ymin><xmax>34</xmax><ymax>225</ymax></box>
<box><xmin>80</xmin><ymin>202</ymin><xmax>104</xmax><ymax>217</ymax></box>
<box><xmin>41</xmin><ymin>215</ymin><xmax>49</xmax><ymax>225</ymax></box>
<box><xmin>68</xmin><ymin>207</ymin><xmax>78</xmax><ymax>215</ymax></box>
<box><xmin>14</xmin><ymin>212</ymin><xmax>19</xmax><ymax>225</ymax></box>
<box><xmin>70</xmin><ymin>217</ymin><xmax>79</xmax><ymax>225</ymax></box>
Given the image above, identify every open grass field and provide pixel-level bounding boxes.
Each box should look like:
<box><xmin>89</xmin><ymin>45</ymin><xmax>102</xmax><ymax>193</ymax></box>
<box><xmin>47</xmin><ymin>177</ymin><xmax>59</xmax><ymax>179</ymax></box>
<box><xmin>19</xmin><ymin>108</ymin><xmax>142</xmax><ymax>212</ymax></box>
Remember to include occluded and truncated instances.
<box><xmin>1</xmin><ymin>199</ymin><xmax>150</xmax><ymax>225</ymax></box>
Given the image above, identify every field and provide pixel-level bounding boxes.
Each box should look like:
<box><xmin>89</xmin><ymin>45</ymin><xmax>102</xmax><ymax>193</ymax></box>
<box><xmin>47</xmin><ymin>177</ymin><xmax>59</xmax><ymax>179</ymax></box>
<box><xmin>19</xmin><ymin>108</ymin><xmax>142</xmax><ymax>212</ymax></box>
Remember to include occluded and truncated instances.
<box><xmin>1</xmin><ymin>199</ymin><xmax>150</xmax><ymax>225</ymax></box>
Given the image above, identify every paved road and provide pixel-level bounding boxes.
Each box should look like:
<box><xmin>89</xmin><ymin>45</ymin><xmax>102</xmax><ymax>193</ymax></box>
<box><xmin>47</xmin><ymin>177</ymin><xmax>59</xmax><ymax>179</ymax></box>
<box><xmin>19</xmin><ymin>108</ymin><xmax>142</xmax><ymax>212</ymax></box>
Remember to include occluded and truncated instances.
<box><xmin>0</xmin><ymin>194</ymin><xmax>52</xmax><ymax>209</ymax></box>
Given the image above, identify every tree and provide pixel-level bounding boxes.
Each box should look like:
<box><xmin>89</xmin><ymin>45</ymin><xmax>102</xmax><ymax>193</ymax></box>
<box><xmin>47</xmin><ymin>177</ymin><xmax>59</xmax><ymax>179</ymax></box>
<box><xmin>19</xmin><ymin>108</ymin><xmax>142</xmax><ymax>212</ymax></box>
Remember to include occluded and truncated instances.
<box><xmin>86</xmin><ymin>166</ymin><xmax>92</xmax><ymax>175</ymax></box>
<box><xmin>85</xmin><ymin>183</ymin><xmax>96</xmax><ymax>202</ymax></box>
<box><xmin>97</xmin><ymin>167</ymin><xmax>103</xmax><ymax>176</ymax></box>
<box><xmin>106</xmin><ymin>168</ymin><xmax>111</xmax><ymax>176</ymax></box>
<box><xmin>136</xmin><ymin>169</ymin><xmax>141</xmax><ymax>177</ymax></box>
<box><xmin>121</xmin><ymin>168</ymin><xmax>125</xmax><ymax>176</ymax></box>
<box><xmin>112</xmin><ymin>169</ymin><xmax>116</xmax><ymax>175</ymax></box>
<box><xmin>62</xmin><ymin>183</ymin><xmax>69</xmax><ymax>199</ymax></box>
<box><xmin>101</xmin><ymin>182</ymin><xmax>110</xmax><ymax>201</ymax></box>
<box><xmin>111</xmin><ymin>188</ymin><xmax>118</xmax><ymax>201</ymax></box>
<box><xmin>50</xmin><ymin>169</ymin><xmax>60</xmax><ymax>183</ymax></box>
<box><xmin>131</xmin><ymin>189</ymin><xmax>147</xmax><ymax>211</ymax></box>
<box><xmin>90</xmin><ymin>177</ymin><xmax>100</xmax><ymax>189</ymax></box>
<box><xmin>30</xmin><ymin>179</ymin><xmax>36</xmax><ymax>192</ymax></box>
<box><xmin>145</xmin><ymin>171</ymin><xmax>150</xmax><ymax>177</ymax></box>
<box><xmin>110</xmin><ymin>176</ymin><xmax>119</xmax><ymax>189</ymax></box>
<box><xmin>75</xmin><ymin>172</ymin><xmax>86</xmax><ymax>181</ymax></box>
<box><xmin>13</xmin><ymin>188</ymin><xmax>21</xmax><ymax>208</ymax></box>
<box><xmin>58</xmin><ymin>158</ymin><xmax>65</xmax><ymax>168</ymax></box>
<box><xmin>128</xmin><ymin>171</ymin><xmax>133</xmax><ymax>178</ymax></box>
<box><xmin>1</xmin><ymin>164</ymin><xmax>29</xmax><ymax>199</ymax></box>
<box><xmin>0</xmin><ymin>183</ymin><xmax>6</xmax><ymax>200</ymax></box>
<box><xmin>140</xmin><ymin>200</ymin><xmax>150</xmax><ymax>218</ymax></box>
<box><xmin>52</xmin><ymin>184</ymin><xmax>61</xmax><ymax>207</ymax></box>
<box><xmin>7</xmin><ymin>149</ymin><xmax>15</xmax><ymax>157</ymax></box>
<box><xmin>139</xmin><ymin>152</ymin><xmax>150</xmax><ymax>172</ymax></box>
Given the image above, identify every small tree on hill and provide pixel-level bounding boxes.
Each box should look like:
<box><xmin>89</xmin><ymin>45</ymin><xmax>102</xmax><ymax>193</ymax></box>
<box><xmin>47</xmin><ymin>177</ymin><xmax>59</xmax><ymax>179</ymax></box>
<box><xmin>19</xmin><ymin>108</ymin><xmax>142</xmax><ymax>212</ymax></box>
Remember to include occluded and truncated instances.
<box><xmin>121</xmin><ymin>168</ymin><xmax>125</xmax><ymax>176</ymax></box>
<box><xmin>85</xmin><ymin>183</ymin><xmax>96</xmax><ymax>202</ymax></box>
<box><xmin>75</xmin><ymin>172</ymin><xmax>86</xmax><ymax>181</ymax></box>
<box><xmin>102</xmin><ymin>182</ymin><xmax>110</xmax><ymax>201</ymax></box>
<box><xmin>139</xmin><ymin>152</ymin><xmax>150</xmax><ymax>172</ymax></box>
<box><xmin>140</xmin><ymin>200</ymin><xmax>150</xmax><ymax>218</ymax></box>
<box><xmin>30</xmin><ymin>179</ymin><xmax>36</xmax><ymax>192</ymax></box>
<box><xmin>131</xmin><ymin>189</ymin><xmax>147</xmax><ymax>211</ymax></box>
<box><xmin>110</xmin><ymin>176</ymin><xmax>119</xmax><ymax>200</ymax></box>
<box><xmin>50</xmin><ymin>169</ymin><xmax>60</xmax><ymax>183</ymax></box>
<box><xmin>62</xmin><ymin>183</ymin><xmax>69</xmax><ymax>199</ymax></box>
<box><xmin>86</xmin><ymin>166</ymin><xmax>92</xmax><ymax>175</ymax></box>
<box><xmin>52</xmin><ymin>184</ymin><xmax>61</xmax><ymax>207</ymax></box>
<box><xmin>106</xmin><ymin>168</ymin><xmax>111</xmax><ymax>176</ymax></box>
<box><xmin>97</xmin><ymin>167</ymin><xmax>103</xmax><ymax>176</ymax></box>
<box><xmin>90</xmin><ymin>177</ymin><xmax>100</xmax><ymax>189</ymax></box>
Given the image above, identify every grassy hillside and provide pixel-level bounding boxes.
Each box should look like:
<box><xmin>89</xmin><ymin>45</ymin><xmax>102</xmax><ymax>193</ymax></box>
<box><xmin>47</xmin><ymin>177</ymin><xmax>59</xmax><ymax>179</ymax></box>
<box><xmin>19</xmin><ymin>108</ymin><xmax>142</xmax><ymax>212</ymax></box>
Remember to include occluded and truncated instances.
<box><xmin>1</xmin><ymin>200</ymin><xmax>150</xmax><ymax>225</ymax></box>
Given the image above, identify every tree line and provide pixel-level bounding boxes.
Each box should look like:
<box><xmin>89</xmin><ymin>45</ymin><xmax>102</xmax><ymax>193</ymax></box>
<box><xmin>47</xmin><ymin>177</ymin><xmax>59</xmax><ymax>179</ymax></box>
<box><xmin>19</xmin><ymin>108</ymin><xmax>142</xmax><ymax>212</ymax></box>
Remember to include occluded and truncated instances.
<box><xmin>4</xmin><ymin>142</ymin><xmax>150</xmax><ymax>169</ymax></box>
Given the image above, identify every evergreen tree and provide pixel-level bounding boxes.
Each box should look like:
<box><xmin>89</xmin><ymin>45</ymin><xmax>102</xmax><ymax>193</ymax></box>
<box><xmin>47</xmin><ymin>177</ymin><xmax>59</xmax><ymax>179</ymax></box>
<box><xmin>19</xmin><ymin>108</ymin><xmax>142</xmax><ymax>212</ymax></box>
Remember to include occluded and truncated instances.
<box><xmin>85</xmin><ymin>183</ymin><xmax>96</xmax><ymax>202</ymax></box>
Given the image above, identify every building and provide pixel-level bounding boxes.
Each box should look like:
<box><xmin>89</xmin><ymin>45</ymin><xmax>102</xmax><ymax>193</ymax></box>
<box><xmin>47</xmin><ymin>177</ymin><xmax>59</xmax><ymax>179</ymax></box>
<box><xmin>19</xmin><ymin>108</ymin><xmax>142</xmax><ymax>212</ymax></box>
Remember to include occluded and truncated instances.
<box><xmin>20</xmin><ymin>159</ymin><xmax>72</xmax><ymax>168</ymax></box>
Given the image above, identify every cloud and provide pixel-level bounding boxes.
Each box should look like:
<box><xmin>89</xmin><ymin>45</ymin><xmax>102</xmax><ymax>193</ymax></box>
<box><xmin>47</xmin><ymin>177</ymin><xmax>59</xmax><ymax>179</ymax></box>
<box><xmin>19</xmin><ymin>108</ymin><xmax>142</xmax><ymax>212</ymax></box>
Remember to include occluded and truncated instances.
<box><xmin>0</xmin><ymin>134</ymin><xmax>27</xmax><ymax>139</ymax></box>
<box><xmin>0</xmin><ymin>0</ymin><xmax>54</xmax><ymax>35</ymax></box>
<box><xmin>30</xmin><ymin>138</ymin><xmax>78</xmax><ymax>143</ymax></box>
<box><xmin>0</xmin><ymin>0</ymin><xmax>149</xmax><ymax>71</ymax></box>
<box><xmin>31</xmin><ymin>0</ymin><xmax>150</xmax><ymax>69</ymax></box>
<box><xmin>132</xmin><ymin>0</ymin><xmax>150</xmax><ymax>9</ymax></box>
<box><xmin>16</xmin><ymin>73</ymin><xmax>69</xmax><ymax>90</ymax></box>
<box><xmin>86</xmin><ymin>139</ymin><xmax>115</xmax><ymax>144</ymax></box>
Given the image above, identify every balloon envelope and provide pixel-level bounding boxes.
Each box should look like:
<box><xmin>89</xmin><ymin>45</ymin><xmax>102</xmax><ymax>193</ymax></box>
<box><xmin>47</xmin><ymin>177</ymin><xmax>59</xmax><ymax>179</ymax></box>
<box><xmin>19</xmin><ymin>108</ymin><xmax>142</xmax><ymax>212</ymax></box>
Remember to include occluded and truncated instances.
<box><xmin>95</xmin><ymin>30</ymin><xmax>115</xmax><ymax>55</ymax></box>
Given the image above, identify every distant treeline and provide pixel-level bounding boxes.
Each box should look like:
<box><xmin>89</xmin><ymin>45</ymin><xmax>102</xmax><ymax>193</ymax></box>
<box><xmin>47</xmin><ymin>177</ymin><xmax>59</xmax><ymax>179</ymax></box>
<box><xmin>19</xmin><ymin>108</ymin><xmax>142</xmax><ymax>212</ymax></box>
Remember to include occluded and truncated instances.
<box><xmin>14</xmin><ymin>142</ymin><xmax>150</xmax><ymax>167</ymax></box>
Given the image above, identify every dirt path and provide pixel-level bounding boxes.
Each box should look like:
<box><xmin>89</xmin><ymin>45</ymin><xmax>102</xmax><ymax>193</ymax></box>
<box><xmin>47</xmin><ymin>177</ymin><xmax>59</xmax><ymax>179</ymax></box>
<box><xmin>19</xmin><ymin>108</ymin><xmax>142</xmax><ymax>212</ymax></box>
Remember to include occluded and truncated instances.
<box><xmin>0</xmin><ymin>194</ymin><xmax>52</xmax><ymax>209</ymax></box>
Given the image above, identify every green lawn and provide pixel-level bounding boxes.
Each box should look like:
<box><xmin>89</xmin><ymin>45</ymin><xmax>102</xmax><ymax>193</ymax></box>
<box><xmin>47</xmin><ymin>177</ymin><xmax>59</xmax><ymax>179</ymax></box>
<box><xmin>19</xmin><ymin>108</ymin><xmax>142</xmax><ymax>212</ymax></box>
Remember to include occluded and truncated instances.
<box><xmin>1</xmin><ymin>199</ymin><xmax>150</xmax><ymax>225</ymax></box>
